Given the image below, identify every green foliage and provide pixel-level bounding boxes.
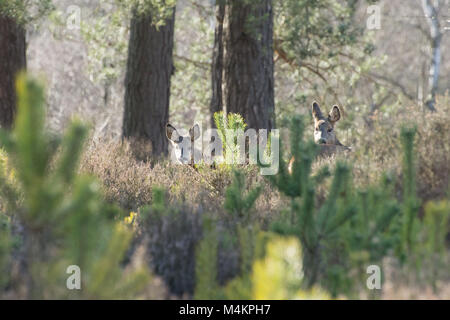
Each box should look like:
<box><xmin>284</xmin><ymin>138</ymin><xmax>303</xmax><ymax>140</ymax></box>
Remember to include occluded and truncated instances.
<box><xmin>261</xmin><ymin>113</ymin><xmax>450</xmax><ymax>297</ymax></box>
<box><xmin>332</xmin><ymin>175</ymin><xmax>401</xmax><ymax>295</ymax></box>
<box><xmin>0</xmin><ymin>0</ymin><xmax>54</xmax><ymax>24</ymax></box>
<box><xmin>0</xmin><ymin>213</ymin><xmax>12</xmax><ymax>289</ymax></box>
<box><xmin>194</xmin><ymin>219</ymin><xmax>220</xmax><ymax>300</ymax></box>
<box><xmin>251</xmin><ymin>236</ymin><xmax>330</xmax><ymax>299</ymax></box>
<box><xmin>422</xmin><ymin>201</ymin><xmax>450</xmax><ymax>258</ymax></box>
<box><xmin>81</xmin><ymin>2</ymin><xmax>129</xmax><ymax>86</ymax></box>
<box><xmin>224</xmin><ymin>170</ymin><xmax>261</xmax><ymax>224</ymax></box>
<box><xmin>225</xmin><ymin>235</ymin><xmax>330</xmax><ymax>300</ymax></box>
<box><xmin>260</xmin><ymin>115</ymin><xmax>411</xmax><ymax>297</ymax></box>
<box><xmin>275</xmin><ymin>0</ymin><xmax>363</xmax><ymax>61</ymax></box>
<box><xmin>214</xmin><ymin>111</ymin><xmax>248</xmax><ymax>165</ymax></box>
<box><xmin>0</xmin><ymin>74</ymin><xmax>149</xmax><ymax>299</ymax></box>
<box><xmin>223</xmin><ymin>226</ymin><xmax>267</xmax><ymax>300</ymax></box>
<box><xmin>400</xmin><ymin>127</ymin><xmax>421</xmax><ymax>256</ymax></box>
<box><xmin>81</xmin><ymin>0</ymin><xmax>177</xmax><ymax>86</ymax></box>
<box><xmin>419</xmin><ymin>200</ymin><xmax>450</xmax><ymax>288</ymax></box>
<box><xmin>195</xmin><ymin>174</ymin><xmax>265</xmax><ymax>300</ymax></box>
<box><xmin>265</xmin><ymin>115</ymin><xmax>318</xmax><ymax>199</ymax></box>
<box><xmin>115</xmin><ymin>0</ymin><xmax>176</xmax><ymax>22</ymax></box>
<box><xmin>273</xmin><ymin>0</ymin><xmax>388</xmax><ymax>126</ymax></box>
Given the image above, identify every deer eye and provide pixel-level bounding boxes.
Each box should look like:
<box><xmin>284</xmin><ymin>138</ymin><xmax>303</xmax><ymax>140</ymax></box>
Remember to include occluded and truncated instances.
<box><xmin>328</xmin><ymin>128</ymin><xmax>333</xmax><ymax>133</ymax></box>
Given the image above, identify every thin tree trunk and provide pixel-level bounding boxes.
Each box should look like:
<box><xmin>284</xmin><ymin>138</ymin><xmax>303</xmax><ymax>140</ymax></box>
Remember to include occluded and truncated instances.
<box><xmin>210</xmin><ymin>1</ymin><xmax>225</xmax><ymax>128</ymax></box>
<box><xmin>123</xmin><ymin>8</ymin><xmax>176</xmax><ymax>156</ymax></box>
<box><xmin>421</xmin><ymin>0</ymin><xmax>441</xmax><ymax>111</ymax></box>
<box><xmin>223</xmin><ymin>0</ymin><xmax>274</xmax><ymax>131</ymax></box>
<box><xmin>0</xmin><ymin>15</ymin><xmax>26</xmax><ymax>129</ymax></box>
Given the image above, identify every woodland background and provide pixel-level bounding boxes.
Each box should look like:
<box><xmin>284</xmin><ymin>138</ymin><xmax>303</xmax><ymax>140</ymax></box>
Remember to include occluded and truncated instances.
<box><xmin>0</xmin><ymin>0</ymin><xmax>449</xmax><ymax>299</ymax></box>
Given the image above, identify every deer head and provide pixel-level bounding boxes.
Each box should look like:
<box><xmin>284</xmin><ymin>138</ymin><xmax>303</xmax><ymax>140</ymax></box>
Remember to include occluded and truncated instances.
<box><xmin>288</xmin><ymin>102</ymin><xmax>350</xmax><ymax>174</ymax></box>
<box><xmin>166</xmin><ymin>123</ymin><xmax>201</xmax><ymax>165</ymax></box>
<box><xmin>311</xmin><ymin>101</ymin><xmax>344</xmax><ymax>146</ymax></box>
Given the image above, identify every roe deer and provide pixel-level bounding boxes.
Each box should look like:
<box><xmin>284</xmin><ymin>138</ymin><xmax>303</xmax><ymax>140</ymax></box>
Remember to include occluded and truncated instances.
<box><xmin>166</xmin><ymin>123</ymin><xmax>201</xmax><ymax>166</ymax></box>
<box><xmin>288</xmin><ymin>102</ymin><xmax>351</xmax><ymax>173</ymax></box>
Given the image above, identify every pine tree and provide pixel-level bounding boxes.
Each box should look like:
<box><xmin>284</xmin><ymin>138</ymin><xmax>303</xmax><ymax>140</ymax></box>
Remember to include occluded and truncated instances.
<box><xmin>0</xmin><ymin>74</ymin><xmax>150</xmax><ymax>299</ymax></box>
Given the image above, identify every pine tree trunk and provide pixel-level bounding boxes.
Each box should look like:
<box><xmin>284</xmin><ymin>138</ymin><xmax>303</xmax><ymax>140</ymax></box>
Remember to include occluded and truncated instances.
<box><xmin>210</xmin><ymin>1</ymin><xmax>225</xmax><ymax>128</ymax></box>
<box><xmin>0</xmin><ymin>15</ymin><xmax>26</xmax><ymax>129</ymax></box>
<box><xmin>123</xmin><ymin>8</ymin><xmax>176</xmax><ymax>156</ymax></box>
<box><xmin>223</xmin><ymin>0</ymin><xmax>274</xmax><ymax>130</ymax></box>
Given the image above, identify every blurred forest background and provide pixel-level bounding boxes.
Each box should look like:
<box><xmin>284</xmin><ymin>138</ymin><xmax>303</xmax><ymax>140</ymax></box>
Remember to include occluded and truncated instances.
<box><xmin>0</xmin><ymin>0</ymin><xmax>449</xmax><ymax>299</ymax></box>
<box><xmin>13</xmin><ymin>0</ymin><xmax>450</xmax><ymax>138</ymax></box>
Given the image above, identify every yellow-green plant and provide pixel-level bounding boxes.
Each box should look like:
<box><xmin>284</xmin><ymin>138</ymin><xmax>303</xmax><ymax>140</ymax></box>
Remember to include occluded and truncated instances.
<box><xmin>194</xmin><ymin>219</ymin><xmax>221</xmax><ymax>300</ymax></box>
<box><xmin>420</xmin><ymin>200</ymin><xmax>450</xmax><ymax>288</ymax></box>
<box><xmin>400</xmin><ymin>126</ymin><xmax>421</xmax><ymax>257</ymax></box>
<box><xmin>0</xmin><ymin>74</ymin><xmax>149</xmax><ymax>299</ymax></box>
<box><xmin>226</xmin><ymin>235</ymin><xmax>330</xmax><ymax>300</ymax></box>
<box><xmin>214</xmin><ymin>111</ymin><xmax>247</xmax><ymax>165</ymax></box>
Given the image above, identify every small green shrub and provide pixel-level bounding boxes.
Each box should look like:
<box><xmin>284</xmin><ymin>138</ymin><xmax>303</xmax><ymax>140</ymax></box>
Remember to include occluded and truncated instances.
<box><xmin>214</xmin><ymin>111</ymin><xmax>247</xmax><ymax>165</ymax></box>
<box><xmin>420</xmin><ymin>200</ymin><xmax>450</xmax><ymax>288</ymax></box>
<box><xmin>224</xmin><ymin>170</ymin><xmax>262</xmax><ymax>225</ymax></box>
<box><xmin>0</xmin><ymin>213</ymin><xmax>12</xmax><ymax>289</ymax></box>
<box><xmin>259</xmin><ymin>115</ymin><xmax>426</xmax><ymax>297</ymax></box>
<box><xmin>194</xmin><ymin>218</ymin><xmax>221</xmax><ymax>300</ymax></box>
<box><xmin>399</xmin><ymin>126</ymin><xmax>421</xmax><ymax>258</ymax></box>
<box><xmin>0</xmin><ymin>74</ymin><xmax>150</xmax><ymax>299</ymax></box>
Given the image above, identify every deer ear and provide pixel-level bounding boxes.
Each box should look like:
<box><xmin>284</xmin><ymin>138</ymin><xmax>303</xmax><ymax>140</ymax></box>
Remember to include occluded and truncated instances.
<box><xmin>312</xmin><ymin>102</ymin><xmax>323</xmax><ymax>121</ymax></box>
<box><xmin>328</xmin><ymin>105</ymin><xmax>341</xmax><ymax>124</ymax></box>
<box><xmin>166</xmin><ymin>123</ymin><xmax>179</xmax><ymax>142</ymax></box>
<box><xmin>190</xmin><ymin>124</ymin><xmax>201</xmax><ymax>140</ymax></box>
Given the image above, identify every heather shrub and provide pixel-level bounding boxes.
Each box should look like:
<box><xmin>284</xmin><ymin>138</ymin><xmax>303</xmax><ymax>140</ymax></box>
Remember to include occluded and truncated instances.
<box><xmin>138</xmin><ymin>188</ymin><xmax>204</xmax><ymax>297</ymax></box>
<box><xmin>350</xmin><ymin>100</ymin><xmax>450</xmax><ymax>202</ymax></box>
<box><xmin>81</xmin><ymin>139</ymin><xmax>281</xmax><ymax>219</ymax></box>
<box><xmin>81</xmin><ymin>141</ymin><xmax>212</xmax><ymax>210</ymax></box>
<box><xmin>141</xmin><ymin>170</ymin><xmax>265</xmax><ymax>298</ymax></box>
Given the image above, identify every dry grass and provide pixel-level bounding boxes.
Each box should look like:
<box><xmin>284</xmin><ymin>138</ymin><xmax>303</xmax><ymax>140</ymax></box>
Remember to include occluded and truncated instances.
<box><xmin>80</xmin><ymin>140</ymin><xmax>282</xmax><ymax>217</ymax></box>
<box><xmin>314</xmin><ymin>97</ymin><xmax>450</xmax><ymax>204</ymax></box>
<box><xmin>78</xmin><ymin>98</ymin><xmax>450</xmax><ymax>299</ymax></box>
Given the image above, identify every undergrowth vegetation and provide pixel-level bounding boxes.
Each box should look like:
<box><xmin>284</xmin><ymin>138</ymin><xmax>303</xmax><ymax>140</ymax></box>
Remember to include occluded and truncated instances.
<box><xmin>0</xmin><ymin>76</ymin><xmax>449</xmax><ymax>299</ymax></box>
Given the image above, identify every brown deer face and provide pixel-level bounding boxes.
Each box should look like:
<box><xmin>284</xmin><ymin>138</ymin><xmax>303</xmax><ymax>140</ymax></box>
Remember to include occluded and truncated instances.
<box><xmin>312</xmin><ymin>102</ymin><xmax>342</xmax><ymax>146</ymax></box>
<box><xmin>166</xmin><ymin>123</ymin><xmax>201</xmax><ymax>164</ymax></box>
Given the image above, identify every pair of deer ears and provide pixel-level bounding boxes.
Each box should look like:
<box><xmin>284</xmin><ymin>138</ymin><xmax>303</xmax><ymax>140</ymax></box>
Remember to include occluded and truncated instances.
<box><xmin>312</xmin><ymin>102</ymin><xmax>341</xmax><ymax>124</ymax></box>
<box><xmin>166</xmin><ymin>123</ymin><xmax>201</xmax><ymax>142</ymax></box>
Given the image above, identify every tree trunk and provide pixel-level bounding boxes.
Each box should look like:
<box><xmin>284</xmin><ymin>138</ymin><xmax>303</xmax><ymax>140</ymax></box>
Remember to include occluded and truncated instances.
<box><xmin>421</xmin><ymin>0</ymin><xmax>441</xmax><ymax>112</ymax></box>
<box><xmin>210</xmin><ymin>1</ymin><xmax>225</xmax><ymax>128</ymax></box>
<box><xmin>223</xmin><ymin>0</ymin><xmax>274</xmax><ymax>131</ymax></box>
<box><xmin>0</xmin><ymin>15</ymin><xmax>26</xmax><ymax>129</ymax></box>
<box><xmin>123</xmin><ymin>8</ymin><xmax>176</xmax><ymax>156</ymax></box>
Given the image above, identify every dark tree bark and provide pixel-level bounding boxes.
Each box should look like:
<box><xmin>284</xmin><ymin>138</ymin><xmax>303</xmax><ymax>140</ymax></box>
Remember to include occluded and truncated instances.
<box><xmin>123</xmin><ymin>8</ymin><xmax>176</xmax><ymax>156</ymax></box>
<box><xmin>223</xmin><ymin>0</ymin><xmax>275</xmax><ymax>131</ymax></box>
<box><xmin>210</xmin><ymin>1</ymin><xmax>225</xmax><ymax>128</ymax></box>
<box><xmin>0</xmin><ymin>15</ymin><xmax>26</xmax><ymax>129</ymax></box>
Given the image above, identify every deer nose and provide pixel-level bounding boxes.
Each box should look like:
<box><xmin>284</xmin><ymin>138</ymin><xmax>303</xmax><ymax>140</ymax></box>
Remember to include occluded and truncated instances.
<box><xmin>318</xmin><ymin>138</ymin><xmax>326</xmax><ymax>144</ymax></box>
